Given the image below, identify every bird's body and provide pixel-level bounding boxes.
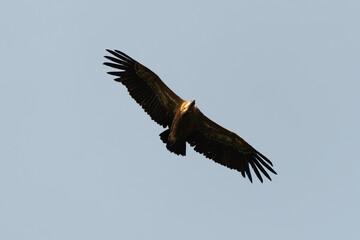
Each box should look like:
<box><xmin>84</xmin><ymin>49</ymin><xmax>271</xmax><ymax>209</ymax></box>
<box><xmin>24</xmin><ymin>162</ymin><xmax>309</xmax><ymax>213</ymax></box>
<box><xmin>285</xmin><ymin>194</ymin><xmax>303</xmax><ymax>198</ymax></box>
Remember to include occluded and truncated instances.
<box><xmin>104</xmin><ymin>49</ymin><xmax>277</xmax><ymax>182</ymax></box>
<box><xmin>163</xmin><ymin>100</ymin><xmax>197</xmax><ymax>156</ymax></box>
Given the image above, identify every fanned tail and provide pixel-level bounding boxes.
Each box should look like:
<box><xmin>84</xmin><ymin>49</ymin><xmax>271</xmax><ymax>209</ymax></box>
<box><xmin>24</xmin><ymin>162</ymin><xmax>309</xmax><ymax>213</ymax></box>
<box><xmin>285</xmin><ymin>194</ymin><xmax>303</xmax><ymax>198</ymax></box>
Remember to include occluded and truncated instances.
<box><xmin>159</xmin><ymin>129</ymin><xmax>186</xmax><ymax>156</ymax></box>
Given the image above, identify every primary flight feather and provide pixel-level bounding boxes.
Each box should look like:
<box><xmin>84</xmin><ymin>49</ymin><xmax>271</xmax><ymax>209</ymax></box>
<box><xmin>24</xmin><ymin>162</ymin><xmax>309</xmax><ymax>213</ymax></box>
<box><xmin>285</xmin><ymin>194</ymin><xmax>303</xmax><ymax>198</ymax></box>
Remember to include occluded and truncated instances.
<box><xmin>104</xmin><ymin>49</ymin><xmax>277</xmax><ymax>183</ymax></box>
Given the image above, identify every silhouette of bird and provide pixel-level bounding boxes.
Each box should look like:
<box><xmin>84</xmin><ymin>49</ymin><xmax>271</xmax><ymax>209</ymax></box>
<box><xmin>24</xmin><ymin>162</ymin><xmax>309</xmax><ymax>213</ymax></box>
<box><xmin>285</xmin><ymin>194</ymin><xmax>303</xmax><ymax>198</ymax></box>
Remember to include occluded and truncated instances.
<box><xmin>104</xmin><ymin>49</ymin><xmax>277</xmax><ymax>182</ymax></box>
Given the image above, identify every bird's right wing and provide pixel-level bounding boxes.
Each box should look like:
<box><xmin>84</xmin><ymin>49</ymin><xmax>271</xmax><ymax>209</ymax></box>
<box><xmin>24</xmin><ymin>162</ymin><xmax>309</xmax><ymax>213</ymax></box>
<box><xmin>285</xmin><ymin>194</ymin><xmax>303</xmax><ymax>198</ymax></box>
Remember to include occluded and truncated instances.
<box><xmin>104</xmin><ymin>49</ymin><xmax>184</xmax><ymax>127</ymax></box>
<box><xmin>187</xmin><ymin>109</ymin><xmax>277</xmax><ymax>183</ymax></box>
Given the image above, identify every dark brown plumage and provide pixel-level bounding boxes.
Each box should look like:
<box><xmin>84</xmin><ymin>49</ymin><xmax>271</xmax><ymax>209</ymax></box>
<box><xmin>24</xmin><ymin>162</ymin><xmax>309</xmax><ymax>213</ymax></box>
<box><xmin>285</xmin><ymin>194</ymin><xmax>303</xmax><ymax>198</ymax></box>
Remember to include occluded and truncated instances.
<box><xmin>104</xmin><ymin>49</ymin><xmax>277</xmax><ymax>183</ymax></box>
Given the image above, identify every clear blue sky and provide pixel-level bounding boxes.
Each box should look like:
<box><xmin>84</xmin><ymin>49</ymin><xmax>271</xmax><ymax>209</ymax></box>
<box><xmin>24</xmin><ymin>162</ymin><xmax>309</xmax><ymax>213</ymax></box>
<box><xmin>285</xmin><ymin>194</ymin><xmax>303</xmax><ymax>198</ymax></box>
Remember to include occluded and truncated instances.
<box><xmin>1</xmin><ymin>0</ymin><xmax>359</xmax><ymax>239</ymax></box>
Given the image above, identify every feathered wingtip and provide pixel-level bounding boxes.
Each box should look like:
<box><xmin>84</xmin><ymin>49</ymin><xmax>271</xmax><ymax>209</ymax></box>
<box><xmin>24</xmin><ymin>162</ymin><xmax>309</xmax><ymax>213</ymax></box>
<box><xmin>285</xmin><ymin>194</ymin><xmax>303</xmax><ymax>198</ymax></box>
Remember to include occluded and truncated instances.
<box><xmin>103</xmin><ymin>49</ymin><xmax>135</xmax><ymax>72</ymax></box>
<box><xmin>104</xmin><ymin>49</ymin><xmax>135</xmax><ymax>63</ymax></box>
<box><xmin>103</xmin><ymin>49</ymin><xmax>138</xmax><ymax>81</ymax></box>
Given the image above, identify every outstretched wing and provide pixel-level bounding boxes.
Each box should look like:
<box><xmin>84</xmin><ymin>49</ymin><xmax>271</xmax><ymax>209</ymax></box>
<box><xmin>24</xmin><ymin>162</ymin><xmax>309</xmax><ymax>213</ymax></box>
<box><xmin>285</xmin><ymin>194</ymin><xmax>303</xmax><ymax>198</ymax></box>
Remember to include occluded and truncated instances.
<box><xmin>104</xmin><ymin>49</ymin><xmax>184</xmax><ymax>127</ymax></box>
<box><xmin>187</xmin><ymin>109</ymin><xmax>277</xmax><ymax>183</ymax></box>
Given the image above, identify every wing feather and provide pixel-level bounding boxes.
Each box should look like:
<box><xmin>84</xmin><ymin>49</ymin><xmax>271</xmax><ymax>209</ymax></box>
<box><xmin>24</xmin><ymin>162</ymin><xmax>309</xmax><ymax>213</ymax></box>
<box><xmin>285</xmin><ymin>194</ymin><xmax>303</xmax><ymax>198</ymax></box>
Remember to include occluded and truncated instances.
<box><xmin>187</xmin><ymin>109</ymin><xmax>277</xmax><ymax>183</ymax></box>
<box><xmin>104</xmin><ymin>49</ymin><xmax>184</xmax><ymax>127</ymax></box>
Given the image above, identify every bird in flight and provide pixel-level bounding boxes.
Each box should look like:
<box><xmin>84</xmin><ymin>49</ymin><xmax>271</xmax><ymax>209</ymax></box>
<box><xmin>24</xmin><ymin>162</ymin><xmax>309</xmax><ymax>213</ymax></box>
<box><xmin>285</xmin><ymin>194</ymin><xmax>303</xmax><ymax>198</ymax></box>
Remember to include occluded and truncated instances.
<box><xmin>104</xmin><ymin>49</ymin><xmax>277</xmax><ymax>183</ymax></box>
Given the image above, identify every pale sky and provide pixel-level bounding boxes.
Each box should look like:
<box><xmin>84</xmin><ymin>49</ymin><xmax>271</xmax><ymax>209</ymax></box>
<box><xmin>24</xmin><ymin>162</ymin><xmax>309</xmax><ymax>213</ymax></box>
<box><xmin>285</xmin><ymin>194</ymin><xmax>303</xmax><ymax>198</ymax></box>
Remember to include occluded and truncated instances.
<box><xmin>1</xmin><ymin>0</ymin><xmax>359</xmax><ymax>239</ymax></box>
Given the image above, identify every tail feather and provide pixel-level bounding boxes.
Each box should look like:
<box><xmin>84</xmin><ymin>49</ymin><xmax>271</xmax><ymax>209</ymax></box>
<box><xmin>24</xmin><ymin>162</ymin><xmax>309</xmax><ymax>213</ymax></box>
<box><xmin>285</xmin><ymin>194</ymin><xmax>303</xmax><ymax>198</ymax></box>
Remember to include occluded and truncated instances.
<box><xmin>159</xmin><ymin>129</ymin><xmax>186</xmax><ymax>156</ymax></box>
<box><xmin>160</xmin><ymin>129</ymin><xmax>170</xmax><ymax>144</ymax></box>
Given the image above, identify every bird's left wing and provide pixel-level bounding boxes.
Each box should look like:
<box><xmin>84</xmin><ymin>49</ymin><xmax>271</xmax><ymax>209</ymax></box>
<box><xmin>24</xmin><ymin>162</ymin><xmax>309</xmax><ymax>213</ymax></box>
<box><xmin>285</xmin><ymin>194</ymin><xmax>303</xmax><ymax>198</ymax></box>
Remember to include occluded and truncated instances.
<box><xmin>187</xmin><ymin>109</ymin><xmax>277</xmax><ymax>183</ymax></box>
<box><xmin>104</xmin><ymin>49</ymin><xmax>184</xmax><ymax>127</ymax></box>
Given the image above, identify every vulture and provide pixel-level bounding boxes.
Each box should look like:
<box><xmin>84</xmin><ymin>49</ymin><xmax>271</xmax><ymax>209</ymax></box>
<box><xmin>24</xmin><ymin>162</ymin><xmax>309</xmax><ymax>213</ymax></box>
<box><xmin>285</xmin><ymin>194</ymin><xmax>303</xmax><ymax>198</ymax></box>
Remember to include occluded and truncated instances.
<box><xmin>104</xmin><ymin>49</ymin><xmax>277</xmax><ymax>183</ymax></box>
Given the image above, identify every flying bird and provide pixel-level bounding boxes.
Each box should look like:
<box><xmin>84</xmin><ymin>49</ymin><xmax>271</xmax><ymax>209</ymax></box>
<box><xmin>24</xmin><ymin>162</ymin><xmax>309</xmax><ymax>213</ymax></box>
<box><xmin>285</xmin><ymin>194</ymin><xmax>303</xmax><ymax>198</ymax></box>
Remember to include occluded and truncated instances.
<box><xmin>104</xmin><ymin>49</ymin><xmax>277</xmax><ymax>183</ymax></box>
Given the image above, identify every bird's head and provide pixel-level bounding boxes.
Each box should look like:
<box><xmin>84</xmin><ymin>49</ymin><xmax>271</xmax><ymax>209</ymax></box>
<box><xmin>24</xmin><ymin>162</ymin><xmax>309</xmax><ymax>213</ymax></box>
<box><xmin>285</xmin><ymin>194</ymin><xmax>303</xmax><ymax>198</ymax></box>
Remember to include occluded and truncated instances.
<box><xmin>189</xmin><ymin>100</ymin><xmax>196</xmax><ymax>109</ymax></box>
<box><xmin>182</xmin><ymin>100</ymin><xmax>196</xmax><ymax>114</ymax></box>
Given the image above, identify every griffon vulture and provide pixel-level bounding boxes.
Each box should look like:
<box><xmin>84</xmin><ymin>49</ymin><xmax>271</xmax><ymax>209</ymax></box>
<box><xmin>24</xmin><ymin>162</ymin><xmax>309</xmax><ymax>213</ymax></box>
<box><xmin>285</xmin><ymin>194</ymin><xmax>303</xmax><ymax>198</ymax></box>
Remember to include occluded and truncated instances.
<box><xmin>104</xmin><ymin>49</ymin><xmax>277</xmax><ymax>183</ymax></box>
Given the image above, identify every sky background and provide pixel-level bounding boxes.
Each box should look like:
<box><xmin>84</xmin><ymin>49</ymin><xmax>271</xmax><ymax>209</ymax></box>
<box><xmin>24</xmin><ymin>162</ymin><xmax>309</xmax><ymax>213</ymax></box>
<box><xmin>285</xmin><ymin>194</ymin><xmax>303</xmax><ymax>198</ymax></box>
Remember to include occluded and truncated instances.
<box><xmin>1</xmin><ymin>0</ymin><xmax>359</xmax><ymax>239</ymax></box>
